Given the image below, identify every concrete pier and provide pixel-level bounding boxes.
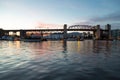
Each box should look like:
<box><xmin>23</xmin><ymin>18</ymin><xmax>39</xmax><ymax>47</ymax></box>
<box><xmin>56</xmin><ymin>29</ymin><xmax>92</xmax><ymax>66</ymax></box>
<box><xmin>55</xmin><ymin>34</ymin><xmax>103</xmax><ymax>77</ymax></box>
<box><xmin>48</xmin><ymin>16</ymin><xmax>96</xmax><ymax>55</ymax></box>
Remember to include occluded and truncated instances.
<box><xmin>105</xmin><ymin>24</ymin><xmax>111</xmax><ymax>40</ymax></box>
<box><xmin>63</xmin><ymin>24</ymin><xmax>67</xmax><ymax>39</ymax></box>
<box><xmin>20</xmin><ymin>30</ymin><xmax>26</xmax><ymax>38</ymax></box>
<box><xmin>95</xmin><ymin>25</ymin><xmax>101</xmax><ymax>40</ymax></box>
<box><xmin>0</xmin><ymin>29</ymin><xmax>4</xmax><ymax>38</ymax></box>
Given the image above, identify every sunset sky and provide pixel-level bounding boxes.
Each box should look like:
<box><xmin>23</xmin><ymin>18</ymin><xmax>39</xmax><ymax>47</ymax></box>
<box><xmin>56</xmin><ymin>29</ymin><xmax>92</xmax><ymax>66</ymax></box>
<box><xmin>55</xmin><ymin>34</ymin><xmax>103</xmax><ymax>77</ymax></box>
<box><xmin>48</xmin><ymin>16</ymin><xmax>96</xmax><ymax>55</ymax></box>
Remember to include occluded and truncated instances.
<box><xmin>0</xmin><ymin>0</ymin><xmax>120</xmax><ymax>29</ymax></box>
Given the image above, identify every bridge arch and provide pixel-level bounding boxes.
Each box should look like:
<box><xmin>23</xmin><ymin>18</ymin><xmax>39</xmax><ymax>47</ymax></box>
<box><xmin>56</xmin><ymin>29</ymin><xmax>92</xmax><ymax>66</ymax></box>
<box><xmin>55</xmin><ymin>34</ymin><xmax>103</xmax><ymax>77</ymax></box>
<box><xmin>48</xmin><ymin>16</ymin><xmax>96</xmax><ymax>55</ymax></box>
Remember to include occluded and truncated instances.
<box><xmin>68</xmin><ymin>25</ymin><xmax>95</xmax><ymax>29</ymax></box>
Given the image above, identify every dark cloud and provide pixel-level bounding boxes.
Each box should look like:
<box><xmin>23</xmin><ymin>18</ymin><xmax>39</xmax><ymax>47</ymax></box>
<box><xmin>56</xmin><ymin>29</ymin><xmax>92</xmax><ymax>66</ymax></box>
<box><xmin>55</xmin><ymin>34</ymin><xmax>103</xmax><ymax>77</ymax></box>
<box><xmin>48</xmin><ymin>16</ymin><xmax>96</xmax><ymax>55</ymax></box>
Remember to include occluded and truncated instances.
<box><xmin>75</xmin><ymin>11</ymin><xmax>120</xmax><ymax>29</ymax></box>
<box><xmin>90</xmin><ymin>11</ymin><xmax>120</xmax><ymax>22</ymax></box>
<box><xmin>88</xmin><ymin>11</ymin><xmax>120</xmax><ymax>29</ymax></box>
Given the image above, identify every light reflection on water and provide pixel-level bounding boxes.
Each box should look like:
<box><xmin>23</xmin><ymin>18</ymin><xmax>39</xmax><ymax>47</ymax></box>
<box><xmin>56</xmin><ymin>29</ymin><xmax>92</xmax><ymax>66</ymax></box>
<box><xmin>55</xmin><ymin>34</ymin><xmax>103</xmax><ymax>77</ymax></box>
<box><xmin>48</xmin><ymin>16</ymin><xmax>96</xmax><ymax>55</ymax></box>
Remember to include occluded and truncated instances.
<box><xmin>0</xmin><ymin>40</ymin><xmax>120</xmax><ymax>80</ymax></box>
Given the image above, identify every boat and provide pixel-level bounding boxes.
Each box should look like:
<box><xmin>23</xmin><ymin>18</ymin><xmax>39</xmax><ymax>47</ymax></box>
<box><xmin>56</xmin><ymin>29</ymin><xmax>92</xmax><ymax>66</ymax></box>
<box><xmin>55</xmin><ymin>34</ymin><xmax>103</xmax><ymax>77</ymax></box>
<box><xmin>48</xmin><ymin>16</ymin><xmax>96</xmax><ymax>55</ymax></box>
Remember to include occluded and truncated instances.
<box><xmin>21</xmin><ymin>34</ymin><xmax>47</xmax><ymax>42</ymax></box>
<box><xmin>21</xmin><ymin>39</ymin><xmax>41</xmax><ymax>42</ymax></box>
<box><xmin>67</xmin><ymin>38</ymin><xmax>77</xmax><ymax>41</ymax></box>
<box><xmin>21</xmin><ymin>37</ymin><xmax>47</xmax><ymax>42</ymax></box>
<box><xmin>1</xmin><ymin>36</ymin><xmax>14</xmax><ymax>41</ymax></box>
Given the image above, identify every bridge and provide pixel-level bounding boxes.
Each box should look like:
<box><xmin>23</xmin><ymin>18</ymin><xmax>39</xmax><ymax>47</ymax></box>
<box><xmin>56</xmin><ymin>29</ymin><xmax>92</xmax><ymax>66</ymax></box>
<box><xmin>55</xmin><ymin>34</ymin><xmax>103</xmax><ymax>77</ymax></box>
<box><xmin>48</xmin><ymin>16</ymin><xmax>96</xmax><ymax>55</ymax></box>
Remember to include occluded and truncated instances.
<box><xmin>0</xmin><ymin>24</ymin><xmax>111</xmax><ymax>40</ymax></box>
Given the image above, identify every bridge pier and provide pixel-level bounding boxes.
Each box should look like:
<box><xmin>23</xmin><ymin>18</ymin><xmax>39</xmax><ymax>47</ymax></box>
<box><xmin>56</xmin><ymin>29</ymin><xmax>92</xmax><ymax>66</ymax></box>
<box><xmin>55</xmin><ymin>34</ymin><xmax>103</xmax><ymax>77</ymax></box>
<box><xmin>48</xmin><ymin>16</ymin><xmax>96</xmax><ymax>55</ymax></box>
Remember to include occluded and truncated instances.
<box><xmin>20</xmin><ymin>30</ymin><xmax>26</xmax><ymax>39</ymax></box>
<box><xmin>40</xmin><ymin>31</ymin><xmax>43</xmax><ymax>39</ymax></box>
<box><xmin>0</xmin><ymin>29</ymin><xmax>4</xmax><ymax>38</ymax></box>
<box><xmin>93</xmin><ymin>24</ymin><xmax>112</xmax><ymax>40</ymax></box>
<box><xmin>95</xmin><ymin>25</ymin><xmax>101</xmax><ymax>40</ymax></box>
<box><xmin>63</xmin><ymin>24</ymin><xmax>67</xmax><ymax>39</ymax></box>
<box><xmin>105</xmin><ymin>24</ymin><xmax>111</xmax><ymax>40</ymax></box>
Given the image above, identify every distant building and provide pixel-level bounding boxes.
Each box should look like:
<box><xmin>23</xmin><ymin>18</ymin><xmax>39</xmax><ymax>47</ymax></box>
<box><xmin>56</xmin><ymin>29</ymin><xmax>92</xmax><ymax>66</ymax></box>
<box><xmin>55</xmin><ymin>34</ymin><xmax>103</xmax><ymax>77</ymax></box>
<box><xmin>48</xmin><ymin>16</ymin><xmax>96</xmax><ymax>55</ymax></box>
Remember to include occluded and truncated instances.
<box><xmin>68</xmin><ymin>32</ymin><xmax>83</xmax><ymax>38</ymax></box>
<box><xmin>44</xmin><ymin>33</ymin><xmax>63</xmax><ymax>39</ymax></box>
<box><xmin>111</xmin><ymin>29</ymin><xmax>120</xmax><ymax>40</ymax></box>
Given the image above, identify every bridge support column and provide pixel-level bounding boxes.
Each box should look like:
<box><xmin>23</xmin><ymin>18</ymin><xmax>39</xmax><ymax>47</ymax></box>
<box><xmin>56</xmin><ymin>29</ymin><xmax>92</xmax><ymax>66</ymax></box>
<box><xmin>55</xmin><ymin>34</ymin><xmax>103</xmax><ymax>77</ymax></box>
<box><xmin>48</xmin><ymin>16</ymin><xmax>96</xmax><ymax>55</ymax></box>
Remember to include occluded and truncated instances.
<box><xmin>95</xmin><ymin>25</ymin><xmax>101</xmax><ymax>40</ymax></box>
<box><xmin>20</xmin><ymin>30</ymin><xmax>26</xmax><ymax>39</ymax></box>
<box><xmin>105</xmin><ymin>24</ymin><xmax>111</xmax><ymax>40</ymax></box>
<box><xmin>63</xmin><ymin>24</ymin><xmax>67</xmax><ymax>39</ymax></box>
<box><xmin>0</xmin><ymin>29</ymin><xmax>4</xmax><ymax>38</ymax></box>
<box><xmin>40</xmin><ymin>31</ymin><xmax>43</xmax><ymax>39</ymax></box>
<box><xmin>93</xmin><ymin>31</ymin><xmax>96</xmax><ymax>39</ymax></box>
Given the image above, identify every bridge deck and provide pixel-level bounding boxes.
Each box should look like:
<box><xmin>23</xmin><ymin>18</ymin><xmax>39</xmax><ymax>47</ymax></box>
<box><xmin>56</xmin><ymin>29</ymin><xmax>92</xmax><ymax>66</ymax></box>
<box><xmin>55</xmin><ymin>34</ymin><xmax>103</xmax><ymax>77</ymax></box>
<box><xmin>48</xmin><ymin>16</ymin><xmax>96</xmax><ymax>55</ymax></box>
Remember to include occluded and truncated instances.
<box><xmin>3</xmin><ymin>29</ymin><xmax>107</xmax><ymax>32</ymax></box>
<box><xmin>2</xmin><ymin>28</ymin><xmax>109</xmax><ymax>32</ymax></box>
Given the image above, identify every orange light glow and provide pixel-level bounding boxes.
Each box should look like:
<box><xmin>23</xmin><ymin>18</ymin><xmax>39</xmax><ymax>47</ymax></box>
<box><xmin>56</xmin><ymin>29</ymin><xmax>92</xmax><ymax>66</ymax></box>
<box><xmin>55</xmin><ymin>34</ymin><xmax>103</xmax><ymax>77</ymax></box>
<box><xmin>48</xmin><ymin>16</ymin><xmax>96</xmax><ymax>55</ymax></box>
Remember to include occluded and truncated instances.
<box><xmin>37</xmin><ymin>22</ymin><xmax>63</xmax><ymax>29</ymax></box>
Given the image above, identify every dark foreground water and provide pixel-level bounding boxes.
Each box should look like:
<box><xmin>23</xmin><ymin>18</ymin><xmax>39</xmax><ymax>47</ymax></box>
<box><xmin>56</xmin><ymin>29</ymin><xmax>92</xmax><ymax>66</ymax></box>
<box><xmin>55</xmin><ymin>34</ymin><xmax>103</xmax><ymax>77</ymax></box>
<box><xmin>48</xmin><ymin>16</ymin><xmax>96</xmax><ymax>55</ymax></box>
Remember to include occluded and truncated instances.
<box><xmin>0</xmin><ymin>40</ymin><xmax>120</xmax><ymax>80</ymax></box>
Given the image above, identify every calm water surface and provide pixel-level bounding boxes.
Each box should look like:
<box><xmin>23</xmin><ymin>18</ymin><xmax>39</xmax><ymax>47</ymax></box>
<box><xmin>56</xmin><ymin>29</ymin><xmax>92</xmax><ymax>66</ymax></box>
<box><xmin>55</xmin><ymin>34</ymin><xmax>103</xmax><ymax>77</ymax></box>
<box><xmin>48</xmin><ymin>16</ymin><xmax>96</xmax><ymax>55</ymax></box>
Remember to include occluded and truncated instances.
<box><xmin>0</xmin><ymin>40</ymin><xmax>120</xmax><ymax>80</ymax></box>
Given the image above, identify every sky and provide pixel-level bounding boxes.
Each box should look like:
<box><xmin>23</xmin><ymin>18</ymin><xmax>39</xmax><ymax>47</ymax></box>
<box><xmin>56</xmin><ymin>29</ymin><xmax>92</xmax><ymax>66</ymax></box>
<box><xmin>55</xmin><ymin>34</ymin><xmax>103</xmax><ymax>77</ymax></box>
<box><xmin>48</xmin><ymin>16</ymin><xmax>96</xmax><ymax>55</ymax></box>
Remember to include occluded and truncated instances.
<box><xmin>0</xmin><ymin>0</ymin><xmax>120</xmax><ymax>29</ymax></box>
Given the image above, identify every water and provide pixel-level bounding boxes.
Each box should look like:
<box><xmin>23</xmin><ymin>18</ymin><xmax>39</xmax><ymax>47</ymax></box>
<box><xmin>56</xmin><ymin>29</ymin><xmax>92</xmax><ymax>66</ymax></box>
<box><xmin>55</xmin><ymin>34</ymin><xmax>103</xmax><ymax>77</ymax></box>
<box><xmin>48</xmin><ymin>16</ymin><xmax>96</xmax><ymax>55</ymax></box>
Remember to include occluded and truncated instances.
<box><xmin>0</xmin><ymin>40</ymin><xmax>120</xmax><ymax>80</ymax></box>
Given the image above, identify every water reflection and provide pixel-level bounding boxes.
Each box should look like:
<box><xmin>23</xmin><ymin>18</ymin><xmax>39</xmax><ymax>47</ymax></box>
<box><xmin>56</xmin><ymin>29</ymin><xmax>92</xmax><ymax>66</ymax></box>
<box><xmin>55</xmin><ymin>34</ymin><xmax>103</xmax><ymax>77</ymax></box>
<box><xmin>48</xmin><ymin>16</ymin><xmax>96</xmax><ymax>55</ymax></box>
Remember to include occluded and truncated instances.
<box><xmin>8</xmin><ymin>41</ymin><xmax>21</xmax><ymax>48</ymax></box>
<box><xmin>62</xmin><ymin>40</ymin><xmax>67</xmax><ymax>53</ymax></box>
<box><xmin>15</xmin><ymin>41</ymin><xmax>21</xmax><ymax>48</ymax></box>
<box><xmin>77</xmin><ymin>41</ymin><xmax>81</xmax><ymax>52</ymax></box>
<box><xmin>93</xmin><ymin>40</ymin><xmax>112</xmax><ymax>56</ymax></box>
<box><xmin>0</xmin><ymin>40</ymin><xmax>120</xmax><ymax>80</ymax></box>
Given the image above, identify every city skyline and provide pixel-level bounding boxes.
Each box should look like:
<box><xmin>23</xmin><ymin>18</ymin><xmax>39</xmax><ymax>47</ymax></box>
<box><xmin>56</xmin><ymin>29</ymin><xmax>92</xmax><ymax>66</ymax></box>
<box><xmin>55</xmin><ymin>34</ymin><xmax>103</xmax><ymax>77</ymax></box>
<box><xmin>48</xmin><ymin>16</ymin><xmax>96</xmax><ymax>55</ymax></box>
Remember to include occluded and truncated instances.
<box><xmin>0</xmin><ymin>0</ymin><xmax>120</xmax><ymax>29</ymax></box>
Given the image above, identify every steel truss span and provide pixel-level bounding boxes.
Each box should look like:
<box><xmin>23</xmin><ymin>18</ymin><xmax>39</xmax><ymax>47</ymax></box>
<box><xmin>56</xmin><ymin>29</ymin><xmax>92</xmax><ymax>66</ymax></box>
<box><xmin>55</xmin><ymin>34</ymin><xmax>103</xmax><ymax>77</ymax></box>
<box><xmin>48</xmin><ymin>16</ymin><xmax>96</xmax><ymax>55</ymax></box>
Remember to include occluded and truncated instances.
<box><xmin>68</xmin><ymin>25</ymin><xmax>95</xmax><ymax>29</ymax></box>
